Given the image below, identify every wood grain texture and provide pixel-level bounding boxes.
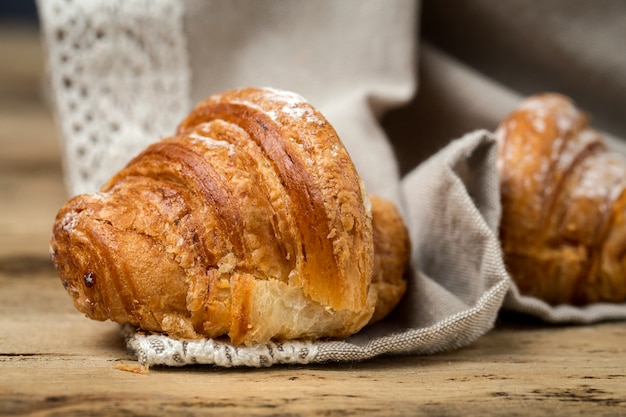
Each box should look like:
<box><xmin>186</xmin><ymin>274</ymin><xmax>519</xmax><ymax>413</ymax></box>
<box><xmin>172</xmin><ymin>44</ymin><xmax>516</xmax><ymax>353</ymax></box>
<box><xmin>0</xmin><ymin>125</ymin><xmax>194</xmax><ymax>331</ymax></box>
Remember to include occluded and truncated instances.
<box><xmin>1</xmin><ymin>24</ymin><xmax>625</xmax><ymax>417</ymax></box>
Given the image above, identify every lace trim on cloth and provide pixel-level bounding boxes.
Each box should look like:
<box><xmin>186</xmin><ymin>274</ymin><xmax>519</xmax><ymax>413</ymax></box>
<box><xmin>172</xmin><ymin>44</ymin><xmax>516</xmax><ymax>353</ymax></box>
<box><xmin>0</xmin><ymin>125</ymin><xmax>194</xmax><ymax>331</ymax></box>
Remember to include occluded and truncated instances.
<box><xmin>37</xmin><ymin>0</ymin><xmax>191</xmax><ymax>196</ymax></box>
<box><xmin>123</xmin><ymin>325</ymin><xmax>319</xmax><ymax>368</ymax></box>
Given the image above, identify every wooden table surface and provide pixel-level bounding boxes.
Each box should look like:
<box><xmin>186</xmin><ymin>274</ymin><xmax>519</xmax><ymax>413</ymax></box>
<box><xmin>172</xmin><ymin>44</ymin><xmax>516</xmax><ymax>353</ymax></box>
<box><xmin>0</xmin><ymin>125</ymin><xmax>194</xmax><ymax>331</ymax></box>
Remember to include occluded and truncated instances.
<box><xmin>1</xmin><ymin>24</ymin><xmax>625</xmax><ymax>417</ymax></box>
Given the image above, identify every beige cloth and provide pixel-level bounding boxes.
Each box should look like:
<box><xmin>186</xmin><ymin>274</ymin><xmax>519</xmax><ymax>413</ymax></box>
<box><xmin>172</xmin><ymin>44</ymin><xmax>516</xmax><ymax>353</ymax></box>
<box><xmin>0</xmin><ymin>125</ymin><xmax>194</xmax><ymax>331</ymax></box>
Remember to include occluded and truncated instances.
<box><xmin>38</xmin><ymin>0</ymin><xmax>626</xmax><ymax>367</ymax></box>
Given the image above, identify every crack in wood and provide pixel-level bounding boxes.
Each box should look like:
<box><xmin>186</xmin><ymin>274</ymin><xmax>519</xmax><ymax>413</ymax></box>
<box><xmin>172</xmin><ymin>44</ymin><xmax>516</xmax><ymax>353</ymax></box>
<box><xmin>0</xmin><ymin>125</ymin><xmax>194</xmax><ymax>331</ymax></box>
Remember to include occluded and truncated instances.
<box><xmin>0</xmin><ymin>255</ymin><xmax>56</xmax><ymax>275</ymax></box>
<box><xmin>0</xmin><ymin>159</ymin><xmax>61</xmax><ymax>175</ymax></box>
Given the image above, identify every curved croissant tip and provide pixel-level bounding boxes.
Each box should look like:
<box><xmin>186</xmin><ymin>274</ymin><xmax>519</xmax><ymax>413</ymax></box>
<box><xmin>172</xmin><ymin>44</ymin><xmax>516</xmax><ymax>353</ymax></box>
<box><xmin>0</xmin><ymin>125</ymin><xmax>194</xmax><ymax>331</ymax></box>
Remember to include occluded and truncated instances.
<box><xmin>50</xmin><ymin>198</ymin><xmax>113</xmax><ymax>322</ymax></box>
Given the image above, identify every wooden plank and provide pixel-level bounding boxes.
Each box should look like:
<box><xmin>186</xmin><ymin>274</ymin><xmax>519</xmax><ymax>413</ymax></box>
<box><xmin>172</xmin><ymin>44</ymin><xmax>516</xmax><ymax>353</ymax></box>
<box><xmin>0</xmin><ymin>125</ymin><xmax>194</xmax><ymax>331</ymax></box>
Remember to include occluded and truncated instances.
<box><xmin>0</xmin><ymin>26</ymin><xmax>67</xmax><ymax>258</ymax></box>
<box><xmin>1</xmin><ymin>271</ymin><xmax>625</xmax><ymax>416</ymax></box>
<box><xmin>0</xmin><ymin>103</ymin><xmax>62</xmax><ymax>167</ymax></box>
<box><xmin>0</xmin><ymin>167</ymin><xmax>67</xmax><ymax>257</ymax></box>
<box><xmin>0</xmin><ymin>23</ymin><xmax>44</xmax><ymax>104</ymax></box>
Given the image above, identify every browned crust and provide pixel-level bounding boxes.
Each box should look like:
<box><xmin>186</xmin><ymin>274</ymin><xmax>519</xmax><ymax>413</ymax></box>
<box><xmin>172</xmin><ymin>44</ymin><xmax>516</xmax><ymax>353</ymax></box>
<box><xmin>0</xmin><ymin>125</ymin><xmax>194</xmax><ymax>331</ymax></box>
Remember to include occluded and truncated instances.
<box><xmin>49</xmin><ymin>87</ymin><xmax>410</xmax><ymax>344</ymax></box>
<box><xmin>176</xmin><ymin>88</ymin><xmax>373</xmax><ymax>312</ymax></box>
<box><xmin>497</xmin><ymin>93</ymin><xmax>626</xmax><ymax>305</ymax></box>
<box><xmin>369</xmin><ymin>195</ymin><xmax>410</xmax><ymax>323</ymax></box>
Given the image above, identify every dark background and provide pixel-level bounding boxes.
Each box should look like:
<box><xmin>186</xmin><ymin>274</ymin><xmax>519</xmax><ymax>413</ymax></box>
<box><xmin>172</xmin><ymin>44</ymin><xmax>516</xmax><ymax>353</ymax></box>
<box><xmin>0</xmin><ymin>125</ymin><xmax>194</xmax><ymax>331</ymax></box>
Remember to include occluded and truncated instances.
<box><xmin>0</xmin><ymin>0</ymin><xmax>38</xmax><ymax>22</ymax></box>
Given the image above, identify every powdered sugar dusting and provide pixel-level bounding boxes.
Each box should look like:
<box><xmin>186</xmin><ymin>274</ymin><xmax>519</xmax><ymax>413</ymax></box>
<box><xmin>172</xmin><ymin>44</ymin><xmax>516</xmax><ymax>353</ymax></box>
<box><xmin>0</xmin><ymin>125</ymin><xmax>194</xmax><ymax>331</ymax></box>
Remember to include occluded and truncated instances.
<box><xmin>262</xmin><ymin>88</ymin><xmax>322</xmax><ymax>125</ymax></box>
<box><xmin>60</xmin><ymin>210</ymin><xmax>79</xmax><ymax>233</ymax></box>
<box><xmin>572</xmin><ymin>153</ymin><xmax>626</xmax><ymax>202</ymax></box>
<box><xmin>520</xmin><ymin>94</ymin><xmax>580</xmax><ymax>136</ymax></box>
<box><xmin>281</xmin><ymin>102</ymin><xmax>321</xmax><ymax>125</ymax></box>
<box><xmin>554</xmin><ymin>128</ymin><xmax>601</xmax><ymax>173</ymax></box>
<box><xmin>532</xmin><ymin>118</ymin><xmax>546</xmax><ymax>133</ymax></box>
<box><xmin>518</xmin><ymin>96</ymin><xmax>552</xmax><ymax>117</ymax></box>
<box><xmin>227</xmin><ymin>88</ymin><xmax>324</xmax><ymax>126</ymax></box>
<box><xmin>556</xmin><ymin>112</ymin><xmax>575</xmax><ymax>133</ymax></box>
<box><xmin>263</xmin><ymin>87</ymin><xmax>307</xmax><ymax>107</ymax></box>
<box><xmin>189</xmin><ymin>124</ymin><xmax>236</xmax><ymax>156</ymax></box>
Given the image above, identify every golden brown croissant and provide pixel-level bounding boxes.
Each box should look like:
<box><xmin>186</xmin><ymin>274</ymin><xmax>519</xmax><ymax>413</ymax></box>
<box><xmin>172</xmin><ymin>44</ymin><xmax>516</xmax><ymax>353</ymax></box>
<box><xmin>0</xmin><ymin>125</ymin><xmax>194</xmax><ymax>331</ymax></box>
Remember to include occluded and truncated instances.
<box><xmin>50</xmin><ymin>87</ymin><xmax>409</xmax><ymax>345</ymax></box>
<box><xmin>497</xmin><ymin>93</ymin><xmax>626</xmax><ymax>305</ymax></box>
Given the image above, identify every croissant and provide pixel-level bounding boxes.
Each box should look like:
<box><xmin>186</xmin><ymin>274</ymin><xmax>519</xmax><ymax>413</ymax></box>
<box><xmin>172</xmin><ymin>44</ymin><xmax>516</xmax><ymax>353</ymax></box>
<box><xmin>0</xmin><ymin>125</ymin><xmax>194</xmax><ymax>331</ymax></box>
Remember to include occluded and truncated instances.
<box><xmin>50</xmin><ymin>87</ymin><xmax>409</xmax><ymax>345</ymax></box>
<box><xmin>497</xmin><ymin>93</ymin><xmax>626</xmax><ymax>305</ymax></box>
